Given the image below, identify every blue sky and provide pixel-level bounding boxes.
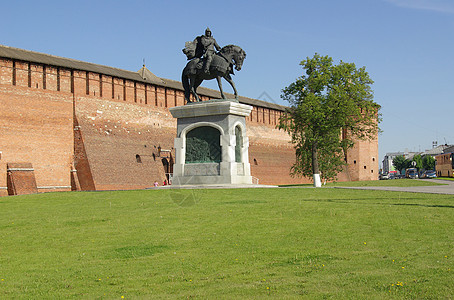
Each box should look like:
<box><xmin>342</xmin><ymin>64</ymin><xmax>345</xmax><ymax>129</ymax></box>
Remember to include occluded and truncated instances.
<box><xmin>1</xmin><ymin>0</ymin><xmax>453</xmax><ymax>166</ymax></box>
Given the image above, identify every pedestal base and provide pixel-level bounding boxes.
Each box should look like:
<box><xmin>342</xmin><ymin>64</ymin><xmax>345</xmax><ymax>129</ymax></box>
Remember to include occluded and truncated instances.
<box><xmin>172</xmin><ymin>174</ymin><xmax>253</xmax><ymax>185</ymax></box>
<box><xmin>169</xmin><ymin>99</ymin><xmax>253</xmax><ymax>186</ymax></box>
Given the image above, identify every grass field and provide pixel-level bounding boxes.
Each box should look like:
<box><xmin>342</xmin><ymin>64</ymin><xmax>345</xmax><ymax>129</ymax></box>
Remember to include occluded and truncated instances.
<box><xmin>435</xmin><ymin>177</ymin><xmax>454</xmax><ymax>182</ymax></box>
<box><xmin>1</xmin><ymin>188</ymin><xmax>453</xmax><ymax>299</ymax></box>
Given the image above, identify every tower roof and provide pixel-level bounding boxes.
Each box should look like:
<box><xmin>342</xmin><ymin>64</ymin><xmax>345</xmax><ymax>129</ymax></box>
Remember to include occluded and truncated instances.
<box><xmin>137</xmin><ymin>64</ymin><xmax>163</xmax><ymax>83</ymax></box>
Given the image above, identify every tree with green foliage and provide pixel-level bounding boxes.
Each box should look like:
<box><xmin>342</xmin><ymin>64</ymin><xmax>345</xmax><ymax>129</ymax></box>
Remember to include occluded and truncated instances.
<box><xmin>278</xmin><ymin>54</ymin><xmax>380</xmax><ymax>186</ymax></box>
<box><xmin>422</xmin><ymin>155</ymin><xmax>436</xmax><ymax>170</ymax></box>
<box><xmin>412</xmin><ymin>154</ymin><xmax>423</xmax><ymax>171</ymax></box>
<box><xmin>392</xmin><ymin>155</ymin><xmax>411</xmax><ymax>172</ymax></box>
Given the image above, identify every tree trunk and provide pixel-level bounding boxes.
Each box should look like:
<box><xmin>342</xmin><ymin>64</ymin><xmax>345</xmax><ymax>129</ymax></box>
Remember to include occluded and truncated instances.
<box><xmin>312</xmin><ymin>141</ymin><xmax>322</xmax><ymax>187</ymax></box>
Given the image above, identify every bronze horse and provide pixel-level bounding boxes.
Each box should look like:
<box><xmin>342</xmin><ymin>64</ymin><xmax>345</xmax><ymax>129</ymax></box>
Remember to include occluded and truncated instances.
<box><xmin>182</xmin><ymin>45</ymin><xmax>246</xmax><ymax>103</ymax></box>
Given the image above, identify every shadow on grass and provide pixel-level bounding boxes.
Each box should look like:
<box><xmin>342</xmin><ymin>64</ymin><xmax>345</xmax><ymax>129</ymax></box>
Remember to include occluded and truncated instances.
<box><xmin>298</xmin><ymin>198</ymin><xmax>454</xmax><ymax>209</ymax></box>
<box><xmin>279</xmin><ymin>184</ymin><xmax>314</xmax><ymax>187</ymax></box>
<box><xmin>390</xmin><ymin>203</ymin><xmax>454</xmax><ymax>209</ymax></box>
<box><xmin>106</xmin><ymin>245</ymin><xmax>170</xmax><ymax>259</ymax></box>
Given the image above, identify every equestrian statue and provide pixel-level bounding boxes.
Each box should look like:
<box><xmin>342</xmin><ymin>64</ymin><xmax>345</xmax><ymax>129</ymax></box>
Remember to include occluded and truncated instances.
<box><xmin>182</xmin><ymin>28</ymin><xmax>246</xmax><ymax>103</ymax></box>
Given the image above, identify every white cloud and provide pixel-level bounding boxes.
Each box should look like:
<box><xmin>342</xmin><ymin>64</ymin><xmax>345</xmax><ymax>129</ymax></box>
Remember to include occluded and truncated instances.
<box><xmin>384</xmin><ymin>0</ymin><xmax>454</xmax><ymax>14</ymax></box>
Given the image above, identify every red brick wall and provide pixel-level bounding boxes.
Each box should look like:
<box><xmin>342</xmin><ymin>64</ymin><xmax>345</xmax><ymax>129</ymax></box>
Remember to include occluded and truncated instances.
<box><xmin>73</xmin><ymin>117</ymin><xmax>96</xmax><ymax>191</ymax></box>
<box><xmin>0</xmin><ymin>83</ymin><xmax>73</xmax><ymax>195</ymax></box>
<box><xmin>74</xmin><ymin>96</ymin><xmax>177</xmax><ymax>190</ymax></box>
<box><xmin>6</xmin><ymin>162</ymin><xmax>38</xmax><ymax>195</ymax></box>
<box><xmin>246</xmin><ymin>121</ymin><xmax>308</xmax><ymax>185</ymax></box>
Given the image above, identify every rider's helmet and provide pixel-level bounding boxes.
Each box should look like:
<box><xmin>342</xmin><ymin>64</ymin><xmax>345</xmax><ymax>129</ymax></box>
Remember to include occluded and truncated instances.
<box><xmin>205</xmin><ymin>27</ymin><xmax>211</xmax><ymax>36</ymax></box>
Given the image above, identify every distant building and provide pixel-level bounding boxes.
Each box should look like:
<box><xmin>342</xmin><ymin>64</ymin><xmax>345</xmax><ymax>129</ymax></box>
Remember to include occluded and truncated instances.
<box><xmin>382</xmin><ymin>152</ymin><xmax>405</xmax><ymax>174</ymax></box>
<box><xmin>421</xmin><ymin>145</ymin><xmax>450</xmax><ymax>157</ymax></box>
<box><xmin>382</xmin><ymin>150</ymin><xmax>422</xmax><ymax>174</ymax></box>
<box><xmin>383</xmin><ymin>145</ymin><xmax>452</xmax><ymax>175</ymax></box>
<box><xmin>442</xmin><ymin>145</ymin><xmax>454</xmax><ymax>154</ymax></box>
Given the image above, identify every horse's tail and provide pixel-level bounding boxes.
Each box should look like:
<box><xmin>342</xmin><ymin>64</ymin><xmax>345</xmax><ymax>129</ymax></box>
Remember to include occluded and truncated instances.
<box><xmin>181</xmin><ymin>68</ymin><xmax>191</xmax><ymax>103</ymax></box>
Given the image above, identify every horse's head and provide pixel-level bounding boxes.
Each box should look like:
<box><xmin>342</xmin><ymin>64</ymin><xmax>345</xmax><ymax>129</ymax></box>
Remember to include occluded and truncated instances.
<box><xmin>221</xmin><ymin>45</ymin><xmax>246</xmax><ymax>71</ymax></box>
<box><xmin>232</xmin><ymin>46</ymin><xmax>246</xmax><ymax>71</ymax></box>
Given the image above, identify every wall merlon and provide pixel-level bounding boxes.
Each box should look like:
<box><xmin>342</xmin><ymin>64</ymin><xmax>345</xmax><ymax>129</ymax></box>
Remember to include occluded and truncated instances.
<box><xmin>14</xmin><ymin>61</ymin><xmax>29</xmax><ymax>87</ymax></box>
<box><xmin>112</xmin><ymin>77</ymin><xmax>124</xmax><ymax>101</ymax></box>
<box><xmin>73</xmin><ymin>71</ymin><xmax>86</xmax><ymax>96</ymax></box>
<box><xmin>136</xmin><ymin>82</ymin><xmax>145</xmax><ymax>104</ymax></box>
<box><xmin>145</xmin><ymin>84</ymin><xmax>155</xmax><ymax>105</ymax></box>
<box><xmin>156</xmin><ymin>86</ymin><xmax>166</xmax><ymax>107</ymax></box>
<box><xmin>0</xmin><ymin>58</ymin><xmax>12</xmax><ymax>85</ymax></box>
<box><xmin>31</xmin><ymin>63</ymin><xmax>45</xmax><ymax>89</ymax></box>
<box><xmin>45</xmin><ymin>65</ymin><xmax>58</xmax><ymax>91</ymax></box>
<box><xmin>125</xmin><ymin>79</ymin><xmax>134</xmax><ymax>102</ymax></box>
<box><xmin>59</xmin><ymin>69</ymin><xmax>72</xmax><ymax>93</ymax></box>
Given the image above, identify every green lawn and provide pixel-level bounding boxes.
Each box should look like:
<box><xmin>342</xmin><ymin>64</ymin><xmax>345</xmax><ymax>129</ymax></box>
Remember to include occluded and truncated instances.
<box><xmin>0</xmin><ymin>188</ymin><xmax>453</xmax><ymax>299</ymax></box>
<box><xmin>435</xmin><ymin>177</ymin><xmax>454</xmax><ymax>182</ymax></box>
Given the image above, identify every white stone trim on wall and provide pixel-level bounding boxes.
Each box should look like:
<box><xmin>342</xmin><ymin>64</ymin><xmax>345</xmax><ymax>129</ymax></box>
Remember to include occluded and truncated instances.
<box><xmin>37</xmin><ymin>186</ymin><xmax>71</xmax><ymax>189</ymax></box>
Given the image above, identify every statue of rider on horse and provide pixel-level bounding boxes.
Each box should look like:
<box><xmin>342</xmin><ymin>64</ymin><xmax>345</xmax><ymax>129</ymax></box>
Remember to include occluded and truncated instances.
<box><xmin>183</xmin><ymin>28</ymin><xmax>221</xmax><ymax>73</ymax></box>
<box><xmin>182</xmin><ymin>28</ymin><xmax>246</xmax><ymax>103</ymax></box>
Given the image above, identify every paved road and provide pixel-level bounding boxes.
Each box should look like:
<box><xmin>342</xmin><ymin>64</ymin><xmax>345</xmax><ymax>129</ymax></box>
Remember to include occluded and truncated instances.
<box><xmin>151</xmin><ymin>180</ymin><xmax>454</xmax><ymax>195</ymax></box>
<box><xmin>334</xmin><ymin>179</ymin><xmax>454</xmax><ymax>195</ymax></box>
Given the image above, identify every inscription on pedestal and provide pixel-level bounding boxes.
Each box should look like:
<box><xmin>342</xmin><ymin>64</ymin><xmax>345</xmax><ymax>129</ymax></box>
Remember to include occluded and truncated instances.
<box><xmin>184</xmin><ymin>163</ymin><xmax>220</xmax><ymax>176</ymax></box>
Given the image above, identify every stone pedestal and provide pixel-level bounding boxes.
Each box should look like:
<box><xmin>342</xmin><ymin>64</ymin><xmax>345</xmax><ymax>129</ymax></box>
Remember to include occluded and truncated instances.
<box><xmin>169</xmin><ymin>99</ymin><xmax>253</xmax><ymax>185</ymax></box>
